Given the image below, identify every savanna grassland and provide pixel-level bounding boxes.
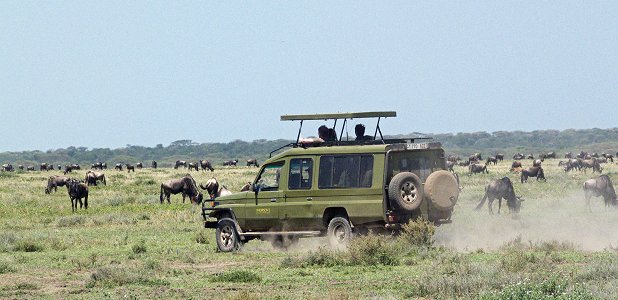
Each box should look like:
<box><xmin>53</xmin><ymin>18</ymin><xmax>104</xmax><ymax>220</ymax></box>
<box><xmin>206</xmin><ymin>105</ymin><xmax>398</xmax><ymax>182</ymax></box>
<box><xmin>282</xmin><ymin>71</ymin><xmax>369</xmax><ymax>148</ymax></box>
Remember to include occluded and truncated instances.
<box><xmin>1</xmin><ymin>160</ymin><xmax>618</xmax><ymax>299</ymax></box>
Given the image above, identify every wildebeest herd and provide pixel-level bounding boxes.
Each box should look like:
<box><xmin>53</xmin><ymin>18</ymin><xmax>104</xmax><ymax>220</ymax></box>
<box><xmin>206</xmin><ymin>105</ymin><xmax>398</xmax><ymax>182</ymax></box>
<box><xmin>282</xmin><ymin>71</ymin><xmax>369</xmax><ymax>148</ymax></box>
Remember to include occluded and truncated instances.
<box><xmin>447</xmin><ymin>150</ymin><xmax>617</xmax><ymax>214</ymax></box>
<box><xmin>1</xmin><ymin>158</ymin><xmax>260</xmax><ymax>213</ymax></box>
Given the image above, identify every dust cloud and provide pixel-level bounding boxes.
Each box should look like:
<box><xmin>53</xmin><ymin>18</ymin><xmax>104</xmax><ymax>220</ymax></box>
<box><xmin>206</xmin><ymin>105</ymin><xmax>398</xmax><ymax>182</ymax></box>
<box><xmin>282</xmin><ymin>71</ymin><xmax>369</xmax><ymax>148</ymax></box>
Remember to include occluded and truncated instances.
<box><xmin>435</xmin><ymin>191</ymin><xmax>618</xmax><ymax>251</ymax></box>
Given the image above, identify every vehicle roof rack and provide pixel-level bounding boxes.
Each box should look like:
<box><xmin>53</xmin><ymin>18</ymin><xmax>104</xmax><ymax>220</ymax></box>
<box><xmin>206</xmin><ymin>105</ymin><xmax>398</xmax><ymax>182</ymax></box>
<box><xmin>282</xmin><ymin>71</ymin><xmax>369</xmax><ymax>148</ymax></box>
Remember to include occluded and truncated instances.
<box><xmin>280</xmin><ymin>111</ymin><xmax>397</xmax><ymax>144</ymax></box>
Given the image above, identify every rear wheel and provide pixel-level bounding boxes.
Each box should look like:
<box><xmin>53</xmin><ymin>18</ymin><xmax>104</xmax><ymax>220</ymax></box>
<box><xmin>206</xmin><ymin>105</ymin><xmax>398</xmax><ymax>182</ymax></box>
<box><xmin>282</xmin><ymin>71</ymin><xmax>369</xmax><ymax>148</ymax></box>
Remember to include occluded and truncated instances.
<box><xmin>215</xmin><ymin>218</ymin><xmax>240</xmax><ymax>252</ymax></box>
<box><xmin>327</xmin><ymin>217</ymin><xmax>352</xmax><ymax>248</ymax></box>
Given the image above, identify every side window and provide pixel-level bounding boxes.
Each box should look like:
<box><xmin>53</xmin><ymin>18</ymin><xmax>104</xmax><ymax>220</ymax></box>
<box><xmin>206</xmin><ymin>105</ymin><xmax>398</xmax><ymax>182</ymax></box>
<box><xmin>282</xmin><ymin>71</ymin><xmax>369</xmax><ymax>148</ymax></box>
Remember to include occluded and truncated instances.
<box><xmin>255</xmin><ymin>162</ymin><xmax>283</xmax><ymax>191</ymax></box>
<box><xmin>319</xmin><ymin>155</ymin><xmax>373</xmax><ymax>189</ymax></box>
<box><xmin>288</xmin><ymin>158</ymin><xmax>313</xmax><ymax>190</ymax></box>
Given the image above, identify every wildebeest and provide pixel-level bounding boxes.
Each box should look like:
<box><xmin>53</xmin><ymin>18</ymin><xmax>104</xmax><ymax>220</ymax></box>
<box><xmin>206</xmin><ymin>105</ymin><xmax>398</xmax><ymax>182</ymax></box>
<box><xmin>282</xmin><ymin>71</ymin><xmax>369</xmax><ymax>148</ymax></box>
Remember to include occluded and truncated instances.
<box><xmin>458</xmin><ymin>160</ymin><xmax>470</xmax><ymax>167</ymax></box>
<box><xmin>64</xmin><ymin>165</ymin><xmax>76</xmax><ymax>175</ymax></box>
<box><xmin>247</xmin><ymin>159</ymin><xmax>259</xmax><ymax>167</ymax></box>
<box><xmin>26</xmin><ymin>166</ymin><xmax>35</xmax><ymax>171</ymax></box>
<box><xmin>174</xmin><ymin>160</ymin><xmax>187</xmax><ymax>169</ymax></box>
<box><xmin>495</xmin><ymin>153</ymin><xmax>504</xmax><ymax>161</ymax></box>
<box><xmin>545</xmin><ymin>151</ymin><xmax>556</xmax><ymax>159</ymax></box>
<box><xmin>577</xmin><ymin>151</ymin><xmax>588</xmax><ymax>159</ymax></box>
<box><xmin>136</xmin><ymin>162</ymin><xmax>143</xmax><ymax>169</ymax></box>
<box><xmin>513</xmin><ymin>153</ymin><xmax>525</xmax><ymax>160</ymax></box>
<box><xmin>18</xmin><ymin>165</ymin><xmax>24</xmax><ymax>171</ymax></box>
<box><xmin>447</xmin><ymin>155</ymin><xmax>460</xmax><ymax>162</ymax></box>
<box><xmin>114</xmin><ymin>163</ymin><xmax>123</xmax><ymax>171</ymax></box>
<box><xmin>40</xmin><ymin>163</ymin><xmax>51</xmax><ymax>171</ymax></box>
<box><xmin>510</xmin><ymin>161</ymin><xmax>522</xmax><ymax>172</ymax></box>
<box><xmin>200</xmin><ymin>178</ymin><xmax>233</xmax><ymax>199</ymax></box>
<box><xmin>125</xmin><ymin>164</ymin><xmax>135</xmax><ymax>173</ymax></box>
<box><xmin>187</xmin><ymin>162</ymin><xmax>199</xmax><ymax>171</ymax></box>
<box><xmin>45</xmin><ymin>175</ymin><xmax>70</xmax><ymax>194</ymax></box>
<box><xmin>533</xmin><ymin>159</ymin><xmax>542</xmax><ymax>167</ymax></box>
<box><xmin>521</xmin><ymin>166</ymin><xmax>545</xmax><ymax>183</ymax></box>
<box><xmin>583</xmin><ymin>175</ymin><xmax>617</xmax><ymax>212</ymax></box>
<box><xmin>469</xmin><ymin>163</ymin><xmax>488</xmax><ymax>175</ymax></box>
<box><xmin>468</xmin><ymin>154</ymin><xmax>481</xmax><ymax>163</ymax></box>
<box><xmin>199</xmin><ymin>160</ymin><xmax>214</xmax><ymax>172</ymax></box>
<box><xmin>486</xmin><ymin>156</ymin><xmax>498</xmax><ymax>165</ymax></box>
<box><xmin>602</xmin><ymin>153</ymin><xmax>614</xmax><ymax>163</ymax></box>
<box><xmin>223</xmin><ymin>159</ymin><xmax>238</xmax><ymax>166</ymax></box>
<box><xmin>91</xmin><ymin>162</ymin><xmax>105</xmax><ymax>170</ymax></box>
<box><xmin>160</xmin><ymin>175</ymin><xmax>203</xmax><ymax>204</ymax></box>
<box><xmin>563</xmin><ymin>159</ymin><xmax>582</xmax><ymax>172</ymax></box>
<box><xmin>565</xmin><ymin>152</ymin><xmax>573</xmax><ymax>159</ymax></box>
<box><xmin>66</xmin><ymin>179</ymin><xmax>88</xmax><ymax>212</ymax></box>
<box><xmin>527</xmin><ymin>153</ymin><xmax>534</xmax><ymax>160</ymax></box>
<box><xmin>446</xmin><ymin>161</ymin><xmax>455</xmax><ymax>172</ymax></box>
<box><xmin>580</xmin><ymin>158</ymin><xmax>602</xmax><ymax>174</ymax></box>
<box><xmin>475</xmin><ymin>177</ymin><xmax>523</xmax><ymax>214</ymax></box>
<box><xmin>85</xmin><ymin>171</ymin><xmax>106</xmax><ymax>186</ymax></box>
<box><xmin>151</xmin><ymin>161</ymin><xmax>157</xmax><ymax>169</ymax></box>
<box><xmin>1</xmin><ymin>164</ymin><xmax>14</xmax><ymax>172</ymax></box>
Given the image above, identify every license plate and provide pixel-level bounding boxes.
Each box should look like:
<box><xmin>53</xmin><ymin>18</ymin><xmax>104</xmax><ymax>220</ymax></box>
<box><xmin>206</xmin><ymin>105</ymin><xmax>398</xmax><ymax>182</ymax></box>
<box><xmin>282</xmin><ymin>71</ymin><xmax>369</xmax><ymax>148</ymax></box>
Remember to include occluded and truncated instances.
<box><xmin>407</xmin><ymin>143</ymin><xmax>428</xmax><ymax>150</ymax></box>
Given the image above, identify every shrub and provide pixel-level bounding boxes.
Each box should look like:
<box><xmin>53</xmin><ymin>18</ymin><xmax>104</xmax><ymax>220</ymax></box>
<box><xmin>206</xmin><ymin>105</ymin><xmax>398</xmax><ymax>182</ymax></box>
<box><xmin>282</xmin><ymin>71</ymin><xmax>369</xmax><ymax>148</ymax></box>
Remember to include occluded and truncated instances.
<box><xmin>132</xmin><ymin>239</ymin><xmax>147</xmax><ymax>254</ymax></box>
<box><xmin>280</xmin><ymin>247</ymin><xmax>346</xmax><ymax>268</ymax></box>
<box><xmin>86</xmin><ymin>266</ymin><xmax>168</xmax><ymax>288</ymax></box>
<box><xmin>500</xmin><ymin>250</ymin><xmax>538</xmax><ymax>272</ymax></box>
<box><xmin>15</xmin><ymin>239</ymin><xmax>43</xmax><ymax>252</ymax></box>
<box><xmin>398</xmin><ymin>218</ymin><xmax>435</xmax><ymax>247</ymax></box>
<box><xmin>210</xmin><ymin>270</ymin><xmax>262</xmax><ymax>283</ymax></box>
<box><xmin>348</xmin><ymin>234</ymin><xmax>400</xmax><ymax>266</ymax></box>
<box><xmin>480</xmin><ymin>278</ymin><xmax>593</xmax><ymax>300</ymax></box>
<box><xmin>194</xmin><ymin>230</ymin><xmax>209</xmax><ymax>244</ymax></box>
<box><xmin>0</xmin><ymin>232</ymin><xmax>17</xmax><ymax>252</ymax></box>
<box><xmin>56</xmin><ymin>215</ymin><xmax>87</xmax><ymax>227</ymax></box>
<box><xmin>0</xmin><ymin>261</ymin><xmax>15</xmax><ymax>274</ymax></box>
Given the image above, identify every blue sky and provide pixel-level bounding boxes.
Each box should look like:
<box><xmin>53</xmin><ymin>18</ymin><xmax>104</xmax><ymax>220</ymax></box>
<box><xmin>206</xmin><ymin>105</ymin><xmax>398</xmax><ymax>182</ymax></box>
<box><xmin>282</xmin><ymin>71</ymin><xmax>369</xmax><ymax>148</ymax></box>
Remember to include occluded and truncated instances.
<box><xmin>1</xmin><ymin>1</ymin><xmax>616</xmax><ymax>152</ymax></box>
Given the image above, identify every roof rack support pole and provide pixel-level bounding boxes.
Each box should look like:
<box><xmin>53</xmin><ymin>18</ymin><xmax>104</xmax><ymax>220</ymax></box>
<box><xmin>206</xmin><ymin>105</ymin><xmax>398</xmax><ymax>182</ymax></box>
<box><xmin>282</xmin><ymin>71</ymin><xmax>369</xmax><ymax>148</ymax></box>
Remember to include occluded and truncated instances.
<box><xmin>339</xmin><ymin>119</ymin><xmax>347</xmax><ymax>141</ymax></box>
<box><xmin>296</xmin><ymin>120</ymin><xmax>304</xmax><ymax>143</ymax></box>
<box><xmin>374</xmin><ymin>117</ymin><xmax>385</xmax><ymax>143</ymax></box>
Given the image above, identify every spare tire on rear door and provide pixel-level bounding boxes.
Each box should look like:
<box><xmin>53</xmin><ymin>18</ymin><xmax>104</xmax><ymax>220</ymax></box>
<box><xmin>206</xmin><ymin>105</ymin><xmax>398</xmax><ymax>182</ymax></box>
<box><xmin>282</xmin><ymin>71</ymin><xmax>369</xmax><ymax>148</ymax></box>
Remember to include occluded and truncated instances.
<box><xmin>388</xmin><ymin>172</ymin><xmax>424</xmax><ymax>212</ymax></box>
<box><xmin>424</xmin><ymin>170</ymin><xmax>459</xmax><ymax>210</ymax></box>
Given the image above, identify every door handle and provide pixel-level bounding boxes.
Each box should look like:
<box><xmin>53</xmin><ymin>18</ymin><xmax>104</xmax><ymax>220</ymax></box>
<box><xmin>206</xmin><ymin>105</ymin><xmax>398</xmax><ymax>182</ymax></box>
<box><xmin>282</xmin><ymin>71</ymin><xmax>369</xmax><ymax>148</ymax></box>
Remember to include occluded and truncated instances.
<box><xmin>306</xmin><ymin>197</ymin><xmax>313</xmax><ymax>201</ymax></box>
<box><xmin>270</xmin><ymin>198</ymin><xmax>277</xmax><ymax>202</ymax></box>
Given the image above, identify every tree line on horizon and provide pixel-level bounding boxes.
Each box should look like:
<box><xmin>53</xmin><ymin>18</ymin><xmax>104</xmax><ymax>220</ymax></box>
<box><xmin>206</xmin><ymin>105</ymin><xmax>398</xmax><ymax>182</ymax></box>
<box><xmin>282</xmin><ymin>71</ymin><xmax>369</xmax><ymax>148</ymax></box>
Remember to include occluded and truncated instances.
<box><xmin>1</xmin><ymin>128</ymin><xmax>617</xmax><ymax>167</ymax></box>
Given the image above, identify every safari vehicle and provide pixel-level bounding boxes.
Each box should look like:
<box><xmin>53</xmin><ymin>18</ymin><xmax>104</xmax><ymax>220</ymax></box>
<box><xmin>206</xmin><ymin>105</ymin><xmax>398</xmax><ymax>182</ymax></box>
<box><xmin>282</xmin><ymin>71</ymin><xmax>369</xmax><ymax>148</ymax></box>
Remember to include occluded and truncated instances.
<box><xmin>202</xmin><ymin>111</ymin><xmax>459</xmax><ymax>252</ymax></box>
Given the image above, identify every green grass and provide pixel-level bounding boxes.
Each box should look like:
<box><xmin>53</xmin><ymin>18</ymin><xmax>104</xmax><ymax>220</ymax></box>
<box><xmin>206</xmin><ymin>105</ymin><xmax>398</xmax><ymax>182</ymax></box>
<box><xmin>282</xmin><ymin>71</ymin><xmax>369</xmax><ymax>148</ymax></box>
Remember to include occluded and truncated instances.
<box><xmin>0</xmin><ymin>163</ymin><xmax>617</xmax><ymax>298</ymax></box>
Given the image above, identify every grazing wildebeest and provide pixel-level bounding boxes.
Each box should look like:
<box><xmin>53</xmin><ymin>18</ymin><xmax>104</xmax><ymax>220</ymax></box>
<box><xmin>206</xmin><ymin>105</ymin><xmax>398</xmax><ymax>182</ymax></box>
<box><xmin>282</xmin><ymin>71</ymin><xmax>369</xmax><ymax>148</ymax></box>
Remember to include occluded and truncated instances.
<box><xmin>533</xmin><ymin>159</ymin><xmax>542</xmax><ymax>167</ymax></box>
<box><xmin>200</xmin><ymin>178</ymin><xmax>233</xmax><ymax>199</ymax></box>
<box><xmin>223</xmin><ymin>159</ymin><xmax>238</xmax><ymax>166</ymax></box>
<box><xmin>538</xmin><ymin>153</ymin><xmax>546</xmax><ymax>161</ymax></box>
<box><xmin>187</xmin><ymin>162</ymin><xmax>199</xmax><ymax>171</ymax></box>
<box><xmin>510</xmin><ymin>161</ymin><xmax>522</xmax><ymax>172</ymax></box>
<box><xmin>495</xmin><ymin>153</ymin><xmax>504</xmax><ymax>162</ymax></box>
<box><xmin>125</xmin><ymin>164</ymin><xmax>135</xmax><ymax>173</ymax></box>
<box><xmin>66</xmin><ymin>179</ymin><xmax>88</xmax><ymax>212</ymax></box>
<box><xmin>45</xmin><ymin>175</ymin><xmax>70</xmax><ymax>194</ymax></box>
<box><xmin>563</xmin><ymin>159</ymin><xmax>582</xmax><ymax>172</ymax></box>
<box><xmin>85</xmin><ymin>171</ymin><xmax>106</xmax><ymax>186</ymax></box>
<box><xmin>475</xmin><ymin>177</ymin><xmax>523</xmax><ymax>214</ymax></box>
<box><xmin>565</xmin><ymin>152</ymin><xmax>573</xmax><ymax>159</ymax></box>
<box><xmin>602</xmin><ymin>153</ymin><xmax>614</xmax><ymax>163</ymax></box>
<box><xmin>26</xmin><ymin>166</ymin><xmax>35</xmax><ymax>171</ymax></box>
<box><xmin>597</xmin><ymin>157</ymin><xmax>608</xmax><ymax>164</ymax></box>
<box><xmin>2</xmin><ymin>164</ymin><xmax>14</xmax><ymax>172</ymax></box>
<box><xmin>18</xmin><ymin>165</ymin><xmax>24</xmax><ymax>171</ymax></box>
<box><xmin>199</xmin><ymin>160</ymin><xmax>214</xmax><ymax>172</ymax></box>
<box><xmin>136</xmin><ymin>162</ymin><xmax>143</xmax><ymax>169</ymax></box>
<box><xmin>114</xmin><ymin>163</ymin><xmax>123</xmax><ymax>171</ymax></box>
<box><xmin>513</xmin><ymin>153</ymin><xmax>525</xmax><ymax>160</ymax></box>
<box><xmin>40</xmin><ymin>163</ymin><xmax>51</xmax><ymax>171</ymax></box>
<box><xmin>577</xmin><ymin>151</ymin><xmax>588</xmax><ymax>159</ymax></box>
<box><xmin>580</xmin><ymin>159</ymin><xmax>602</xmax><ymax>174</ymax></box>
<box><xmin>446</xmin><ymin>161</ymin><xmax>455</xmax><ymax>172</ymax></box>
<box><xmin>468</xmin><ymin>163</ymin><xmax>488</xmax><ymax>175</ymax></box>
<box><xmin>64</xmin><ymin>165</ymin><xmax>75</xmax><ymax>175</ymax></box>
<box><xmin>468</xmin><ymin>154</ymin><xmax>481</xmax><ymax>163</ymax></box>
<box><xmin>174</xmin><ymin>160</ymin><xmax>187</xmax><ymax>169</ymax></box>
<box><xmin>160</xmin><ymin>176</ymin><xmax>203</xmax><ymax>204</ymax></box>
<box><xmin>486</xmin><ymin>156</ymin><xmax>498</xmax><ymax>165</ymax></box>
<box><xmin>151</xmin><ymin>161</ymin><xmax>157</xmax><ymax>169</ymax></box>
<box><xmin>447</xmin><ymin>155</ymin><xmax>460</xmax><ymax>162</ymax></box>
<box><xmin>591</xmin><ymin>152</ymin><xmax>599</xmax><ymax>158</ymax></box>
<box><xmin>91</xmin><ymin>162</ymin><xmax>105</xmax><ymax>170</ymax></box>
<box><xmin>247</xmin><ymin>159</ymin><xmax>259</xmax><ymax>167</ymax></box>
<box><xmin>583</xmin><ymin>175</ymin><xmax>617</xmax><ymax>212</ymax></box>
<box><xmin>527</xmin><ymin>153</ymin><xmax>534</xmax><ymax>160</ymax></box>
<box><xmin>546</xmin><ymin>152</ymin><xmax>556</xmax><ymax>159</ymax></box>
<box><xmin>458</xmin><ymin>160</ymin><xmax>470</xmax><ymax>167</ymax></box>
<box><xmin>521</xmin><ymin>166</ymin><xmax>545</xmax><ymax>183</ymax></box>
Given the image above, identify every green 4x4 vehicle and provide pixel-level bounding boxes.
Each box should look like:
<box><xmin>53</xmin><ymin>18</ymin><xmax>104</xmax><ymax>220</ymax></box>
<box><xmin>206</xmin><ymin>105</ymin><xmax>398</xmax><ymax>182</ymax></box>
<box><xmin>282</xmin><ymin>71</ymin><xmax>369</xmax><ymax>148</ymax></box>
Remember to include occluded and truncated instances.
<box><xmin>202</xmin><ymin>111</ymin><xmax>459</xmax><ymax>252</ymax></box>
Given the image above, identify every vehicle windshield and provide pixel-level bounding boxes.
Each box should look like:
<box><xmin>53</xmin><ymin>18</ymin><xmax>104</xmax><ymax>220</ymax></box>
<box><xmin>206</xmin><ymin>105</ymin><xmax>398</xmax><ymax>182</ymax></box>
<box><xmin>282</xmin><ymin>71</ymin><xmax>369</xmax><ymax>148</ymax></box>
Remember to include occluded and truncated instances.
<box><xmin>255</xmin><ymin>163</ymin><xmax>283</xmax><ymax>191</ymax></box>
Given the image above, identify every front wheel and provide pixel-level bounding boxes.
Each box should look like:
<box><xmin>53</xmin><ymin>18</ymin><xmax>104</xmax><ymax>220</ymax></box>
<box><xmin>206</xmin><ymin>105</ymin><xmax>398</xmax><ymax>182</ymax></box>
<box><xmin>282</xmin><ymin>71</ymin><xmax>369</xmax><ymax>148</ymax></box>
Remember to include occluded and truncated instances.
<box><xmin>215</xmin><ymin>218</ymin><xmax>240</xmax><ymax>252</ymax></box>
<box><xmin>327</xmin><ymin>217</ymin><xmax>352</xmax><ymax>248</ymax></box>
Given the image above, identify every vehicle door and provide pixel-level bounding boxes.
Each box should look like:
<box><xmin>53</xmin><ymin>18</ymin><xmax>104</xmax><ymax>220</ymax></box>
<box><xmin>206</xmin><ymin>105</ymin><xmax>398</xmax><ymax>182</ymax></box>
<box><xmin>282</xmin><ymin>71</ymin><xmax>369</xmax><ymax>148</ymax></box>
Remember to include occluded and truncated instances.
<box><xmin>280</xmin><ymin>157</ymin><xmax>318</xmax><ymax>229</ymax></box>
<box><xmin>245</xmin><ymin>162</ymin><xmax>284</xmax><ymax>231</ymax></box>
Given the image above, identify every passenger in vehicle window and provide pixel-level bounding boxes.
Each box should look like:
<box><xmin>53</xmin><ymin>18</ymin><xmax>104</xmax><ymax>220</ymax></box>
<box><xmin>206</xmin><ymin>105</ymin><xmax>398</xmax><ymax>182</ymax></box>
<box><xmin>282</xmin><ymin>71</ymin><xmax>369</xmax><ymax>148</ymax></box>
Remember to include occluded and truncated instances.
<box><xmin>300</xmin><ymin>125</ymin><xmax>332</xmax><ymax>144</ymax></box>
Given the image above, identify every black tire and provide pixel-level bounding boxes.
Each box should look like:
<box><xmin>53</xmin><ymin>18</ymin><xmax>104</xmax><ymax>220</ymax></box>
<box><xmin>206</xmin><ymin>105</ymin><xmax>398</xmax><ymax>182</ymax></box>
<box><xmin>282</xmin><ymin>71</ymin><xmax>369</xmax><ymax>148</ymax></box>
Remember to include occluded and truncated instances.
<box><xmin>270</xmin><ymin>235</ymin><xmax>299</xmax><ymax>250</ymax></box>
<box><xmin>215</xmin><ymin>218</ymin><xmax>240</xmax><ymax>252</ymax></box>
<box><xmin>327</xmin><ymin>217</ymin><xmax>352</xmax><ymax>248</ymax></box>
<box><xmin>388</xmin><ymin>172</ymin><xmax>424</xmax><ymax>212</ymax></box>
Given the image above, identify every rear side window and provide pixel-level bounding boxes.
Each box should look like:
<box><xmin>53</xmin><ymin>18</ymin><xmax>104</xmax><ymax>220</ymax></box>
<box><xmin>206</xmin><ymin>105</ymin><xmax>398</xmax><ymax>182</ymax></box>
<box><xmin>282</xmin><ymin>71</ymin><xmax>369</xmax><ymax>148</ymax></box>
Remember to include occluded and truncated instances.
<box><xmin>318</xmin><ymin>155</ymin><xmax>373</xmax><ymax>189</ymax></box>
<box><xmin>288</xmin><ymin>158</ymin><xmax>313</xmax><ymax>190</ymax></box>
